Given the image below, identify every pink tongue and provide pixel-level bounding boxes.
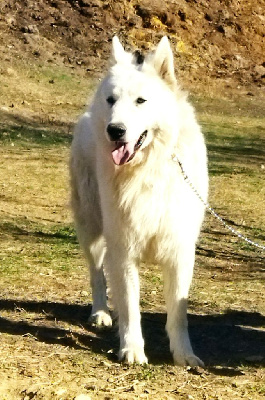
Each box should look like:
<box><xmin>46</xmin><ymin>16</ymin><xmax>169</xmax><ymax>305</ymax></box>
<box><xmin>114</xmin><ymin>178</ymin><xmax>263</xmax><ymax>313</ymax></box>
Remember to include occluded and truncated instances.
<box><xmin>112</xmin><ymin>142</ymin><xmax>136</xmax><ymax>165</ymax></box>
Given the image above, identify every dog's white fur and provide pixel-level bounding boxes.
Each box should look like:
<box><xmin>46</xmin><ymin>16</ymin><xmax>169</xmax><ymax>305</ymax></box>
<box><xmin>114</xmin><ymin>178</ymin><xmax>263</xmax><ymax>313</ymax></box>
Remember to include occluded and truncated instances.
<box><xmin>70</xmin><ymin>36</ymin><xmax>208</xmax><ymax>366</ymax></box>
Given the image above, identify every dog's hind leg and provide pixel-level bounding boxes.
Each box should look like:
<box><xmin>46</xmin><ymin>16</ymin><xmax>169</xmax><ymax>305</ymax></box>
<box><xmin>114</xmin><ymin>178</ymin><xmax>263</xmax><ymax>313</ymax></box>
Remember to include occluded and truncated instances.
<box><xmin>83</xmin><ymin>236</ymin><xmax>112</xmax><ymax>328</ymax></box>
<box><xmin>163</xmin><ymin>244</ymin><xmax>204</xmax><ymax>367</ymax></box>
<box><xmin>72</xmin><ymin>212</ymin><xmax>111</xmax><ymax>327</ymax></box>
<box><xmin>70</xmin><ymin>162</ymin><xmax>111</xmax><ymax>327</ymax></box>
<box><xmin>75</xmin><ymin>213</ymin><xmax>111</xmax><ymax>327</ymax></box>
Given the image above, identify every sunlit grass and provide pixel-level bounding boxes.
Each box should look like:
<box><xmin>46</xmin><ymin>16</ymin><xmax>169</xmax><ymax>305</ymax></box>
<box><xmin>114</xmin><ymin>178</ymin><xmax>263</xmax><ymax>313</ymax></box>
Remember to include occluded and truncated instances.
<box><xmin>0</xmin><ymin>59</ymin><xmax>96</xmax><ymax>123</ymax></box>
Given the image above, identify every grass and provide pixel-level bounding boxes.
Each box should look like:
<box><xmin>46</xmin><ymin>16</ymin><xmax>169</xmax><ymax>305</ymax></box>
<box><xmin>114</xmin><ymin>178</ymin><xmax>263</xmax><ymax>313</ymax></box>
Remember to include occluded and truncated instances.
<box><xmin>0</xmin><ymin>62</ymin><xmax>264</xmax><ymax>398</ymax></box>
<box><xmin>0</xmin><ymin>58</ymin><xmax>96</xmax><ymax>127</ymax></box>
<box><xmin>0</xmin><ymin>123</ymin><xmax>72</xmax><ymax>147</ymax></box>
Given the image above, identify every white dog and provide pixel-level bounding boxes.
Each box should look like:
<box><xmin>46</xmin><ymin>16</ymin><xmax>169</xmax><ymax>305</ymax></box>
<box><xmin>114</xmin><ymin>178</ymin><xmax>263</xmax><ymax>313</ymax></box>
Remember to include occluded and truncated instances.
<box><xmin>70</xmin><ymin>36</ymin><xmax>208</xmax><ymax>367</ymax></box>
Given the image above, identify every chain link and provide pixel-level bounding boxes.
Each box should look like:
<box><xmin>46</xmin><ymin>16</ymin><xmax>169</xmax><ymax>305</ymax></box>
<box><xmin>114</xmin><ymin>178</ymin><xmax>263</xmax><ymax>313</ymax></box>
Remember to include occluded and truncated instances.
<box><xmin>172</xmin><ymin>154</ymin><xmax>265</xmax><ymax>252</ymax></box>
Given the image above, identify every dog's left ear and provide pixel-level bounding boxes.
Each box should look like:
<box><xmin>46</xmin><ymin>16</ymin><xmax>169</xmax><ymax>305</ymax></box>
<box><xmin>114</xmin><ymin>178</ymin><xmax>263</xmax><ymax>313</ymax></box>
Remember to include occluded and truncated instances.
<box><xmin>152</xmin><ymin>36</ymin><xmax>176</xmax><ymax>88</ymax></box>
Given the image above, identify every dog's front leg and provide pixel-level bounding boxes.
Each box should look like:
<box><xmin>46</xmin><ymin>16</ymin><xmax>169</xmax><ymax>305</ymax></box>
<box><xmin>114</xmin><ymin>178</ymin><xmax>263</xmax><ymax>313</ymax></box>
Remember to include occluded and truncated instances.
<box><xmin>163</xmin><ymin>245</ymin><xmax>204</xmax><ymax>367</ymax></box>
<box><xmin>105</xmin><ymin>250</ymin><xmax>147</xmax><ymax>364</ymax></box>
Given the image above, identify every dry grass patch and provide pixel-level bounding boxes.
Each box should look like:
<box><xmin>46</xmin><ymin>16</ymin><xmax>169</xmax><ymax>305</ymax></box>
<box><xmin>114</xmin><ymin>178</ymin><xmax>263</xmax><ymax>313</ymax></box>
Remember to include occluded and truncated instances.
<box><xmin>0</xmin><ymin>58</ymin><xmax>95</xmax><ymax>124</ymax></box>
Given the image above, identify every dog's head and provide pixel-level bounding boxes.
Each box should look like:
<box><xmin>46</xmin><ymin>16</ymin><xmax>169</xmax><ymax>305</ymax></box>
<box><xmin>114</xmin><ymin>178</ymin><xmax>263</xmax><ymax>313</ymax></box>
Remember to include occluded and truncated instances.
<box><xmin>96</xmin><ymin>36</ymin><xmax>180</xmax><ymax>166</ymax></box>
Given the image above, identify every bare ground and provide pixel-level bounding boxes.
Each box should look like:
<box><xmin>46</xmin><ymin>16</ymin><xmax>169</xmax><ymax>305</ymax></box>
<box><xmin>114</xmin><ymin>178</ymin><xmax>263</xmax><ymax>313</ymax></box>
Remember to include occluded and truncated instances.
<box><xmin>1</xmin><ymin>0</ymin><xmax>265</xmax><ymax>94</ymax></box>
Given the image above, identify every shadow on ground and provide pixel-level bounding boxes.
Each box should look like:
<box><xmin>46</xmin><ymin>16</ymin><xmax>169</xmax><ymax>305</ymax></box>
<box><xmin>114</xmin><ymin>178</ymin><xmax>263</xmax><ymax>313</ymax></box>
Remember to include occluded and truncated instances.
<box><xmin>0</xmin><ymin>109</ymin><xmax>72</xmax><ymax>146</ymax></box>
<box><xmin>204</xmin><ymin>128</ymin><xmax>265</xmax><ymax>175</ymax></box>
<box><xmin>0</xmin><ymin>299</ymin><xmax>264</xmax><ymax>370</ymax></box>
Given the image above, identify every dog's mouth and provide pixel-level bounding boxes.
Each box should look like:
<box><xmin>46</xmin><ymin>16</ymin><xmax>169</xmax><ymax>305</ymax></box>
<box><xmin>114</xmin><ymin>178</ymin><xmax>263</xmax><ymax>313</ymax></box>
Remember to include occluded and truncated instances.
<box><xmin>111</xmin><ymin>130</ymin><xmax>147</xmax><ymax>166</ymax></box>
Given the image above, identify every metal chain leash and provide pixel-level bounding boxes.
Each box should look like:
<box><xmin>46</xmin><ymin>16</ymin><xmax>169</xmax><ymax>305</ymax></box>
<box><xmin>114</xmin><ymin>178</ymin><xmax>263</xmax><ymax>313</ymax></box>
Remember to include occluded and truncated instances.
<box><xmin>172</xmin><ymin>154</ymin><xmax>265</xmax><ymax>252</ymax></box>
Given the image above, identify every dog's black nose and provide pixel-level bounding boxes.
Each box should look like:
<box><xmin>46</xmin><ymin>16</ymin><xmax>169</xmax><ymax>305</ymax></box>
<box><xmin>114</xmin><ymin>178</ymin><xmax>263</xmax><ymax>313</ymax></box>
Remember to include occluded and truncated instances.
<box><xmin>107</xmin><ymin>123</ymin><xmax>126</xmax><ymax>141</ymax></box>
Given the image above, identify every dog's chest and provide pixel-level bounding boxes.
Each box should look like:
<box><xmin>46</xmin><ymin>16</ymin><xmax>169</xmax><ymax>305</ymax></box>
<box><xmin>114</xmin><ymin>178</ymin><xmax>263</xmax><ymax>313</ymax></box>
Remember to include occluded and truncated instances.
<box><xmin>112</xmin><ymin>165</ymin><xmax>184</xmax><ymax>235</ymax></box>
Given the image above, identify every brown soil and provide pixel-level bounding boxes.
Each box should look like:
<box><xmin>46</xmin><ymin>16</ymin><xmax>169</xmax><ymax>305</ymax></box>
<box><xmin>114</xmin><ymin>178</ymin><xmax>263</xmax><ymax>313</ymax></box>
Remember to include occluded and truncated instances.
<box><xmin>0</xmin><ymin>0</ymin><xmax>265</xmax><ymax>93</ymax></box>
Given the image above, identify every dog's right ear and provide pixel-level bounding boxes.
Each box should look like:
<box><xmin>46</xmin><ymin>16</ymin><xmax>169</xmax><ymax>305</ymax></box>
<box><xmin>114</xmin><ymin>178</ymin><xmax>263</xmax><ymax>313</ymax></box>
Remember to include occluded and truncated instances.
<box><xmin>111</xmin><ymin>36</ymin><xmax>128</xmax><ymax>64</ymax></box>
<box><xmin>152</xmin><ymin>36</ymin><xmax>176</xmax><ymax>89</ymax></box>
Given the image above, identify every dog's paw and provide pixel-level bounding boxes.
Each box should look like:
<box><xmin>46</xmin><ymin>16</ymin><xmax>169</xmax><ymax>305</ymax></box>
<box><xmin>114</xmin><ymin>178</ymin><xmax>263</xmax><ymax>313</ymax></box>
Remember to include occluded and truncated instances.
<box><xmin>88</xmin><ymin>310</ymin><xmax>112</xmax><ymax>328</ymax></box>
<box><xmin>119</xmin><ymin>347</ymin><xmax>148</xmax><ymax>365</ymax></box>
<box><xmin>173</xmin><ymin>352</ymin><xmax>204</xmax><ymax>368</ymax></box>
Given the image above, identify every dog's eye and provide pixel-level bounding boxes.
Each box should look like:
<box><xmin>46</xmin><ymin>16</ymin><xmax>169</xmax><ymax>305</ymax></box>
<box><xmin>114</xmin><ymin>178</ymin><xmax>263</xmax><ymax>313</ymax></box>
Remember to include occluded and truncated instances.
<box><xmin>106</xmin><ymin>96</ymin><xmax>116</xmax><ymax>106</ymax></box>
<box><xmin>136</xmin><ymin>97</ymin><xmax>147</xmax><ymax>105</ymax></box>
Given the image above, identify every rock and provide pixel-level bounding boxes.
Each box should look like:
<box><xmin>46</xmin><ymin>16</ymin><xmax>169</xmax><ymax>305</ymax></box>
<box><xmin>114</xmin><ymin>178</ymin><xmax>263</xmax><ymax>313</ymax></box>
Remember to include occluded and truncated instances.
<box><xmin>6</xmin><ymin>15</ymin><xmax>17</xmax><ymax>27</ymax></box>
<box><xmin>21</xmin><ymin>25</ymin><xmax>39</xmax><ymax>34</ymax></box>
<box><xmin>74</xmin><ymin>395</ymin><xmax>92</xmax><ymax>400</ymax></box>
<box><xmin>254</xmin><ymin>65</ymin><xmax>265</xmax><ymax>77</ymax></box>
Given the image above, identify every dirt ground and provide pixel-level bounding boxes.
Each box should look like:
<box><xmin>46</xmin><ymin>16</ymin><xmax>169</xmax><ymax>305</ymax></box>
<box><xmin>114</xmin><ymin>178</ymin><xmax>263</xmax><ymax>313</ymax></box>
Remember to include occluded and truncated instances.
<box><xmin>0</xmin><ymin>0</ymin><xmax>265</xmax><ymax>93</ymax></box>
